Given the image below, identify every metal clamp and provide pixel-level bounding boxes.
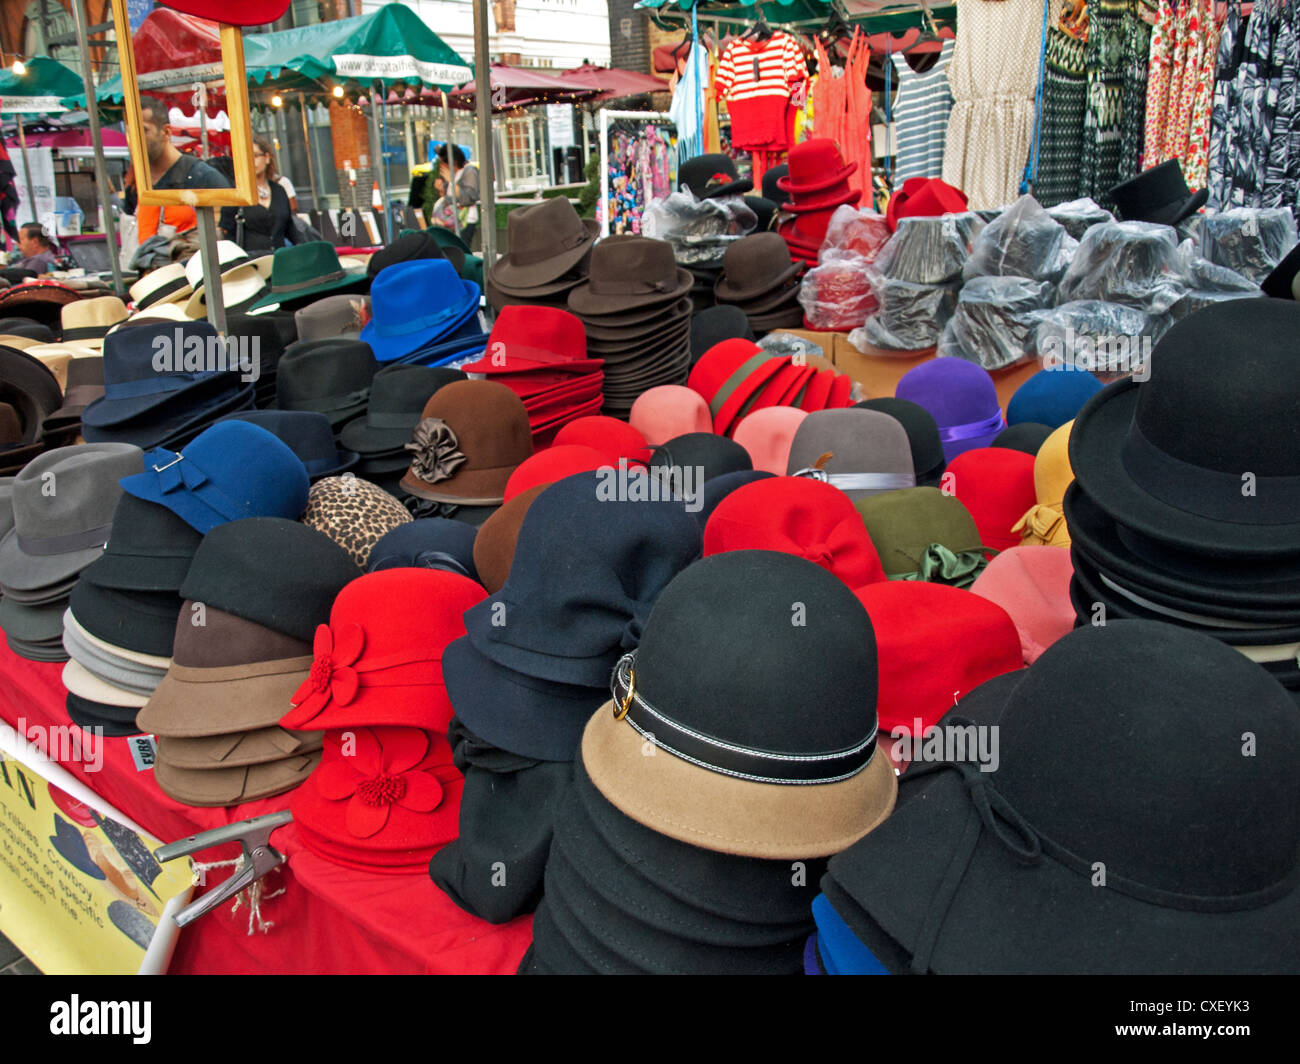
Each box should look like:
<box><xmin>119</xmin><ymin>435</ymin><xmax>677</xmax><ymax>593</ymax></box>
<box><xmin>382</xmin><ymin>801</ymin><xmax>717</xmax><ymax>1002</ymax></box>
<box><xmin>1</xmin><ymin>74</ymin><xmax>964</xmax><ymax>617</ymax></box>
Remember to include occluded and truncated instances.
<box><xmin>155</xmin><ymin>810</ymin><xmax>293</xmax><ymax>928</ymax></box>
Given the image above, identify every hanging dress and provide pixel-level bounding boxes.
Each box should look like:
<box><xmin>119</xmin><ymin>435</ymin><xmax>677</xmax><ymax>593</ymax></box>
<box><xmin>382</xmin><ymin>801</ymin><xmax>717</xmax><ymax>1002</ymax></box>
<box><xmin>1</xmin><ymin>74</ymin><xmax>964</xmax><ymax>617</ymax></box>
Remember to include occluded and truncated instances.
<box><xmin>1036</xmin><ymin>26</ymin><xmax>1090</xmax><ymax>206</ymax></box>
<box><xmin>1078</xmin><ymin>0</ymin><xmax>1133</xmax><ymax>208</ymax></box>
<box><xmin>1117</xmin><ymin>7</ymin><xmax>1153</xmax><ymax>181</ymax></box>
<box><xmin>890</xmin><ymin>38</ymin><xmax>956</xmax><ymax>183</ymax></box>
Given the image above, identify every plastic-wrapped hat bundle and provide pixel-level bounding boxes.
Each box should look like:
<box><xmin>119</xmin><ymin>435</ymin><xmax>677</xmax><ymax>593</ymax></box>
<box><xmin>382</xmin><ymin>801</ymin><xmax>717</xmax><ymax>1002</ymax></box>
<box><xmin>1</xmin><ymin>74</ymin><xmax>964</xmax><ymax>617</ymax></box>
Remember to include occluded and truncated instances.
<box><xmin>1056</xmin><ymin>221</ymin><xmax>1188</xmax><ymax>314</ymax></box>
<box><xmin>962</xmin><ymin>195</ymin><xmax>1077</xmax><ymax>283</ymax></box>
<box><xmin>1045</xmin><ymin>197</ymin><xmax>1115</xmax><ymax>240</ymax></box>
<box><xmin>136</xmin><ymin>519</ymin><xmax>358</xmax><ymax>804</ymax></box>
<box><xmin>1031</xmin><ymin>300</ymin><xmax>1169</xmax><ymax>382</ymax></box>
<box><xmin>1198</xmin><ymin>208</ymin><xmax>1296</xmax><ymax>284</ymax></box>
<box><xmin>521</xmin><ymin>551</ymin><xmax>896</xmax><ymax>975</ymax></box>
<box><xmin>0</xmin><ymin>444</ymin><xmax>143</xmax><ymax>662</ymax></box>
<box><xmin>458</xmin><ymin>307</ymin><xmax>605</xmax><ymax>449</ymax></box>
<box><xmin>284</xmin><ymin>568</ymin><xmax>487</xmax><ymax>872</ymax></box>
<box><xmin>431</xmin><ymin>471</ymin><xmax>701</xmax><ymax>923</ymax></box>
<box><xmin>1066</xmin><ymin>299</ymin><xmax>1300</xmax><ymax>703</ymax></box>
<box><xmin>936</xmin><ymin>276</ymin><xmax>1055</xmax><ymax>371</ymax></box>
<box><xmin>565</xmin><ymin>236</ymin><xmax>693</xmax><ymax>417</ymax></box>
<box><xmin>712</xmin><ymin>233</ymin><xmax>805</xmax><ymax>336</ymax></box>
<box><xmin>818</xmin><ymin>622</ymin><xmax>1300</xmax><ymax>974</ymax></box>
<box><xmin>799</xmin><ymin>208</ymin><xmax>888</xmax><ymax>333</ymax></box>
<box><xmin>486</xmin><ymin>198</ymin><xmax>598</xmax><ymax>313</ymax></box>
<box><xmin>1170</xmin><ymin>238</ymin><xmax>1263</xmax><ymax>319</ymax></box>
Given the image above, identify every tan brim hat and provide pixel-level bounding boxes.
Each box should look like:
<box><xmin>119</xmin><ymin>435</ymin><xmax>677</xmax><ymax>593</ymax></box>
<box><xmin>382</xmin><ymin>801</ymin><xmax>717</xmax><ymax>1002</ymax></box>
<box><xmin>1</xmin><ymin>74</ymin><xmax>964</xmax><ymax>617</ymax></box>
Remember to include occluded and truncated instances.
<box><xmin>113</xmin><ymin>302</ymin><xmax>197</xmax><ymax>330</ymax></box>
<box><xmin>153</xmin><ymin>750</ymin><xmax>321</xmax><ymax>806</ymax></box>
<box><xmin>183</xmin><ymin>261</ymin><xmax>274</xmax><ymax>319</ymax></box>
<box><xmin>0</xmin><ymin>334</ymin><xmax>39</xmax><ymax>350</ymax></box>
<box><xmin>129</xmin><ymin>261</ymin><xmax>189</xmax><ymax>307</ymax></box>
<box><xmin>155</xmin><ymin>727</ymin><xmax>322</xmax><ymax>770</ymax></box>
<box><xmin>60</xmin><ymin>295</ymin><xmax>129</xmax><ymax>350</ymax></box>
<box><xmin>136</xmin><ymin>656</ymin><xmax>314</xmax><ymax>739</ymax></box>
<box><xmin>580</xmin><ymin>703</ymin><xmax>898</xmax><ymax>860</ymax></box>
<box><xmin>22</xmin><ymin>343</ymin><xmax>77</xmax><ymax>391</ymax></box>
<box><xmin>62</xmin><ymin>658</ymin><xmax>148</xmax><ymax>709</ymax></box>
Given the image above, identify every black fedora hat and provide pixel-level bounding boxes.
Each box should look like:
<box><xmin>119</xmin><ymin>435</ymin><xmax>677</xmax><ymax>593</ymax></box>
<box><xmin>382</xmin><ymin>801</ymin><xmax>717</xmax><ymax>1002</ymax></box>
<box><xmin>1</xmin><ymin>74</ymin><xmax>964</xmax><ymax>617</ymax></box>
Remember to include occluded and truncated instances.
<box><xmin>338</xmin><ymin>364</ymin><xmax>466</xmax><ymax>456</ymax></box>
<box><xmin>275</xmin><ymin>338</ymin><xmax>379</xmax><ymax>430</ymax></box>
<box><xmin>1070</xmin><ymin>299</ymin><xmax>1300</xmax><ymax>558</ymax></box>
<box><xmin>824</xmin><ymin>620</ymin><xmax>1300</xmax><ymax>974</ymax></box>
<box><xmin>0</xmin><ymin>343</ymin><xmax>62</xmax><ymax>434</ymax></box>
<box><xmin>856</xmin><ymin>396</ymin><xmax>946</xmax><ymax>487</ymax></box>
<box><xmin>0</xmin><ymin>317</ymin><xmax>55</xmax><ymax>342</ymax></box>
<box><xmin>678</xmin><ymin>153</ymin><xmax>753</xmax><ymax>200</ymax></box>
<box><xmin>1109</xmin><ymin>159</ymin><xmax>1208</xmax><ymax>228</ymax></box>
<box><xmin>689</xmin><ymin>305</ymin><xmax>754</xmax><ymax>366</ymax></box>
<box><xmin>366</xmin><ymin>230</ymin><xmax>464</xmax><ymax>277</ymax></box>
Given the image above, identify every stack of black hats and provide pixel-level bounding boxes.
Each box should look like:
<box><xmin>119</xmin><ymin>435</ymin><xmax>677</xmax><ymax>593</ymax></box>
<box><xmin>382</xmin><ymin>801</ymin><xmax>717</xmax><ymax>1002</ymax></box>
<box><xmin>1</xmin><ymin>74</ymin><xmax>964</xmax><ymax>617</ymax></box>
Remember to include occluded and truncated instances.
<box><xmin>1065</xmin><ymin>299</ymin><xmax>1300</xmax><ymax>702</ymax></box>
<box><xmin>337</xmin><ymin>364</ymin><xmax>466</xmax><ymax>496</ymax></box>
<box><xmin>565</xmin><ymin>236</ymin><xmax>694</xmax><ymax>418</ymax></box>
<box><xmin>274</xmin><ymin>337</ymin><xmax>379</xmax><ymax>440</ymax></box>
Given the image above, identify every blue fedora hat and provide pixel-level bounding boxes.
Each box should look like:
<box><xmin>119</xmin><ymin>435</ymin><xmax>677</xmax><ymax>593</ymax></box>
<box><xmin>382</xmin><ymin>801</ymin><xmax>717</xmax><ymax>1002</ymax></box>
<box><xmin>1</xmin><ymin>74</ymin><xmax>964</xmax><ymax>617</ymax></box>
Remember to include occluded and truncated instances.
<box><xmin>220</xmin><ymin>409</ymin><xmax>359</xmax><ymax>479</ymax></box>
<box><xmin>360</xmin><ymin>259</ymin><xmax>481</xmax><ymax>362</ymax></box>
<box><xmin>80</xmin><ymin>320</ymin><xmax>241</xmax><ymax>429</ymax></box>
<box><xmin>120</xmin><ymin>420</ymin><xmax>310</xmax><ymax>534</ymax></box>
<box><xmin>1007</xmin><ymin>364</ymin><xmax>1103</xmax><ymax>429</ymax></box>
<box><xmin>49</xmin><ymin>814</ymin><xmax>106</xmax><ymax>879</ymax></box>
<box><xmin>390</xmin><ymin>315</ymin><xmax>489</xmax><ymax>368</ymax></box>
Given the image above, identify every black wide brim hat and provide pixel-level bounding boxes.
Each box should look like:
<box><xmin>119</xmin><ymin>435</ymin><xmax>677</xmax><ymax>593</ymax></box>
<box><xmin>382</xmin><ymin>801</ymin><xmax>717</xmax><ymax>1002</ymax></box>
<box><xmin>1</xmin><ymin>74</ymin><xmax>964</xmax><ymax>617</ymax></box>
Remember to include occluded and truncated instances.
<box><xmin>823</xmin><ymin>668</ymin><xmax>1300</xmax><ymax>974</ymax></box>
<box><xmin>1261</xmin><ymin>241</ymin><xmax>1300</xmax><ymax>300</ymax></box>
<box><xmin>0</xmin><ymin>344</ymin><xmax>63</xmax><ymax>425</ymax></box>
<box><xmin>1064</xmin><ymin>481</ymin><xmax>1300</xmax><ymax>616</ymax></box>
<box><xmin>1069</xmin><ymin>377</ymin><xmax>1300</xmax><ymax>558</ymax></box>
<box><xmin>1109</xmin><ymin>160</ymin><xmax>1209</xmax><ymax>228</ymax></box>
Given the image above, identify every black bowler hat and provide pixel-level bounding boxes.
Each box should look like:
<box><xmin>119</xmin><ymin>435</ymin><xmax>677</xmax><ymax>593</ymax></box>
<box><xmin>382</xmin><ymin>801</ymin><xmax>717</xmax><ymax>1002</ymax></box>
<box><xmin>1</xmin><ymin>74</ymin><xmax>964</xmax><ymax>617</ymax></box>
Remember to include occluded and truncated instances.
<box><xmin>689</xmin><ymin>305</ymin><xmax>754</xmax><ymax>366</ymax></box>
<box><xmin>856</xmin><ymin>396</ymin><xmax>946</xmax><ymax>486</ymax></box>
<box><xmin>366</xmin><ymin>517</ymin><xmax>479</xmax><ymax>580</ymax></box>
<box><xmin>1109</xmin><ymin>159</ymin><xmax>1208</xmax><ymax>227</ymax></box>
<box><xmin>366</xmin><ymin>230</ymin><xmax>464</xmax><ymax>277</ymax></box>
<box><xmin>678</xmin><ymin>153</ymin><xmax>753</xmax><ymax>200</ymax></box>
<box><xmin>1069</xmin><ymin>299</ymin><xmax>1300</xmax><ymax>558</ymax></box>
<box><xmin>823</xmin><ymin>620</ymin><xmax>1300</xmax><ymax>974</ymax></box>
<box><xmin>178</xmin><ymin>518</ymin><xmax>361</xmax><ymax>644</ymax></box>
<box><xmin>992</xmin><ymin>421</ymin><xmax>1054</xmax><ymax>455</ymax></box>
<box><xmin>650</xmin><ymin>432</ymin><xmax>753</xmax><ymax>486</ymax></box>
<box><xmin>220</xmin><ymin>409</ymin><xmax>359</xmax><ymax>480</ymax></box>
<box><xmin>275</xmin><ymin>338</ymin><xmax>379</xmax><ymax>431</ymax></box>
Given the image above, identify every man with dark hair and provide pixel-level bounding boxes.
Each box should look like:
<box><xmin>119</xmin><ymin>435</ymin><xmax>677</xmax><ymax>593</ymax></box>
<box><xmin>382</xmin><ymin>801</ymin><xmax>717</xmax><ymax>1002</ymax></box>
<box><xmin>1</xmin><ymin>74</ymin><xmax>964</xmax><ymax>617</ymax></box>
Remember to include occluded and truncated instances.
<box><xmin>134</xmin><ymin>94</ymin><xmax>233</xmax><ymax>244</ymax></box>
<box><xmin>12</xmin><ymin>222</ymin><xmax>57</xmax><ymax>272</ymax></box>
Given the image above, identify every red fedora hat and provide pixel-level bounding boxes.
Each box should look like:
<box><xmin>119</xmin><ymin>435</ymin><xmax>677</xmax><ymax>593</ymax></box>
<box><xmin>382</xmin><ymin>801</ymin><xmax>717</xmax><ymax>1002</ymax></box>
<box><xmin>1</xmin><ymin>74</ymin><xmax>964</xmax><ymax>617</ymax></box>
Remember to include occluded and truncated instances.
<box><xmin>729</xmin><ymin>361</ymin><xmax>816</xmax><ymax>432</ymax></box>
<box><xmin>782</xmin><ymin>186</ymin><xmax>863</xmax><ymax>214</ymax></box>
<box><xmin>687</xmin><ymin>338</ymin><xmax>789</xmax><ymax>435</ymax></box>
<box><xmin>886</xmin><ymin>177</ymin><xmax>969</xmax><ymax>232</ymax></box>
<box><xmin>777</xmin><ymin>139</ymin><xmax>858</xmax><ymax>196</ymax></box>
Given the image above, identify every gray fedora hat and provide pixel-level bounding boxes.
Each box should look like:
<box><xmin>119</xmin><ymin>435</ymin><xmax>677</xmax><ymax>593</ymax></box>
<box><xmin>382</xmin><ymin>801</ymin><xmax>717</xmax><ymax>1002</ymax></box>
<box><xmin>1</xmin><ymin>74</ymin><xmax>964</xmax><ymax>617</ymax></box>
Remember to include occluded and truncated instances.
<box><xmin>293</xmin><ymin>293</ymin><xmax>371</xmax><ymax>343</ymax></box>
<box><xmin>785</xmin><ymin>409</ymin><xmax>917</xmax><ymax>502</ymax></box>
<box><xmin>0</xmin><ymin>443</ymin><xmax>144</xmax><ymax>592</ymax></box>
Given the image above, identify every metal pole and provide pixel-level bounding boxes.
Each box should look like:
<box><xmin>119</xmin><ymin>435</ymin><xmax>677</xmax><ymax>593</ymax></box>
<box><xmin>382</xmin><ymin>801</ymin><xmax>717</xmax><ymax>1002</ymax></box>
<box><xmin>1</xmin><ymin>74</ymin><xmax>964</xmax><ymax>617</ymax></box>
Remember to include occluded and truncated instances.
<box><xmin>472</xmin><ymin>0</ymin><xmax>496</xmax><ymax>265</ymax></box>
<box><xmin>15</xmin><ymin>120</ymin><xmax>36</xmax><ymax>229</ymax></box>
<box><xmin>367</xmin><ymin>85</ymin><xmax>390</xmax><ymax>242</ymax></box>
<box><xmin>196</xmin><ymin>207</ymin><xmax>226</xmax><ymax>335</ymax></box>
<box><xmin>70</xmin><ymin>0</ymin><xmax>123</xmax><ymax>296</ymax></box>
<box><xmin>440</xmin><ymin>90</ymin><xmax>459</xmax><ymax>237</ymax></box>
<box><xmin>299</xmin><ymin>94</ymin><xmax>318</xmax><ymax>211</ymax></box>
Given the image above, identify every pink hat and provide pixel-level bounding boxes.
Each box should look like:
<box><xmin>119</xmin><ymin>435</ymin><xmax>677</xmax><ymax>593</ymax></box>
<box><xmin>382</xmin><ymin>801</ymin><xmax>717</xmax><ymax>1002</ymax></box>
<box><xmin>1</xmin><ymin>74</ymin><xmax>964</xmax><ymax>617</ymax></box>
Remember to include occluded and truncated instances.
<box><xmin>629</xmin><ymin>385</ymin><xmax>714</xmax><ymax>447</ymax></box>
<box><xmin>731</xmin><ymin>406</ymin><xmax>809</xmax><ymax>475</ymax></box>
<box><xmin>970</xmin><ymin>546</ymin><xmax>1076</xmax><ymax>664</ymax></box>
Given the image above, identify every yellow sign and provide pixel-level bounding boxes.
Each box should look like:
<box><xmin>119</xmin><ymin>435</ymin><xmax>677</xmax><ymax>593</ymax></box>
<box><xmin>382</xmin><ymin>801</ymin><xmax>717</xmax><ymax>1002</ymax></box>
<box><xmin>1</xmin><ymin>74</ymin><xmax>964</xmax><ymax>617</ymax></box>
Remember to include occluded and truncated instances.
<box><xmin>0</xmin><ymin>750</ymin><xmax>193</xmax><ymax>975</ymax></box>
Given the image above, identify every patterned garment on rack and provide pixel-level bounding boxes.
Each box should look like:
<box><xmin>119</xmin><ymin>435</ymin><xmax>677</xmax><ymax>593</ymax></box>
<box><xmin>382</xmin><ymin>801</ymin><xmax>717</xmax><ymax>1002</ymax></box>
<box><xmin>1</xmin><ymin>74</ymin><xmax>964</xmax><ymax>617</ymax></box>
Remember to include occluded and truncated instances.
<box><xmin>1263</xmin><ymin>7</ymin><xmax>1300</xmax><ymax>210</ymax></box>
<box><xmin>1162</xmin><ymin>0</ymin><xmax>1193</xmax><ymax>162</ymax></box>
<box><xmin>1144</xmin><ymin>0</ymin><xmax>1176</xmax><ymax>165</ymax></box>
<box><xmin>891</xmin><ymin>39</ymin><xmax>956</xmax><ymax>183</ymax></box>
<box><xmin>1079</xmin><ymin>0</ymin><xmax>1133</xmax><ymax>208</ymax></box>
<box><xmin>1183</xmin><ymin>9</ymin><xmax>1220</xmax><ymax>187</ymax></box>
<box><xmin>1207</xmin><ymin>0</ymin><xmax>1245</xmax><ymax>207</ymax></box>
<box><xmin>1118</xmin><ymin>11</ymin><xmax>1153</xmax><ymax>180</ymax></box>
<box><xmin>1037</xmin><ymin>27</ymin><xmax>1090</xmax><ymax>206</ymax></box>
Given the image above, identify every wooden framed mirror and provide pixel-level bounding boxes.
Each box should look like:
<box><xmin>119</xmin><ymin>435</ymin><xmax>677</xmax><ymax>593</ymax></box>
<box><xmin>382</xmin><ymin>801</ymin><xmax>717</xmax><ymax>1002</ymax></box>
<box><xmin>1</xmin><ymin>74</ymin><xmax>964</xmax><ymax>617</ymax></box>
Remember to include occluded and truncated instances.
<box><xmin>107</xmin><ymin>0</ymin><xmax>257</xmax><ymax>208</ymax></box>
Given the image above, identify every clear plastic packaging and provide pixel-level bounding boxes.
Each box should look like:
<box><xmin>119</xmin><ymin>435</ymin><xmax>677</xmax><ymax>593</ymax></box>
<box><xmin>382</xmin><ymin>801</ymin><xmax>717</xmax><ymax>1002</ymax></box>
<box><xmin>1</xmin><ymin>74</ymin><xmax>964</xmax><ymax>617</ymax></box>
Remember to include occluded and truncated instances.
<box><xmin>937</xmin><ymin>276</ymin><xmax>1056</xmax><ymax>371</ymax></box>
<box><xmin>1031</xmin><ymin>300</ymin><xmax>1172</xmax><ymax>382</ymax></box>
<box><xmin>849</xmin><ymin>271</ymin><xmax>960</xmax><ymax>351</ymax></box>
<box><xmin>818</xmin><ymin>205</ymin><xmax>892</xmax><ymax>265</ymax></box>
<box><xmin>1199</xmin><ymin>207</ymin><xmax>1298</xmax><ymax>284</ymax></box>
<box><xmin>963</xmin><ymin>194</ymin><xmax>1077</xmax><ymax>283</ymax></box>
<box><xmin>798</xmin><ymin>259</ymin><xmax>878</xmax><ymax>331</ymax></box>
<box><xmin>1045</xmin><ymin>197</ymin><xmax>1115</xmax><ymax>240</ymax></box>
<box><xmin>758</xmin><ymin>332</ymin><xmax>826</xmax><ymax>361</ymax></box>
<box><xmin>871</xmin><ymin>211</ymin><xmax>986</xmax><ymax>284</ymax></box>
<box><xmin>642</xmin><ymin>188</ymin><xmax>757</xmax><ymax>266</ymax></box>
<box><xmin>1056</xmin><ymin>221</ymin><xmax>1188</xmax><ymax>314</ymax></box>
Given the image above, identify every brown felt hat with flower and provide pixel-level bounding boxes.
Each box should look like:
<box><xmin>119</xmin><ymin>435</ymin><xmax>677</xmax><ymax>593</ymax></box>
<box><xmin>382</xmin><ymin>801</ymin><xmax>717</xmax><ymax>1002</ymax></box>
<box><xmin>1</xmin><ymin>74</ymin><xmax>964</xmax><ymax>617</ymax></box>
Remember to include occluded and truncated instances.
<box><xmin>399</xmin><ymin>379</ymin><xmax>533</xmax><ymax>505</ymax></box>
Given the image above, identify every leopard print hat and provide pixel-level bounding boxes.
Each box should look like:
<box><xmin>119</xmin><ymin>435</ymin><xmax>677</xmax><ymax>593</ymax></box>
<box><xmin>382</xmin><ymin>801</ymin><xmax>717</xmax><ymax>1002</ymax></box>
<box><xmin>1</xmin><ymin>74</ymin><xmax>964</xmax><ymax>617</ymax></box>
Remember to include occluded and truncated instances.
<box><xmin>301</xmin><ymin>474</ymin><xmax>413</xmax><ymax>568</ymax></box>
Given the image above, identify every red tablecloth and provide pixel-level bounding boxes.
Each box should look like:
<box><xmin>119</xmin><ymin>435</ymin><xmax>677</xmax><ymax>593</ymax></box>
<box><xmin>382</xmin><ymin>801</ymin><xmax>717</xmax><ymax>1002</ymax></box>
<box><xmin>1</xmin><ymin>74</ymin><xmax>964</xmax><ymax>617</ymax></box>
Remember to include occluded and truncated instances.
<box><xmin>0</xmin><ymin>639</ymin><xmax>532</xmax><ymax>974</ymax></box>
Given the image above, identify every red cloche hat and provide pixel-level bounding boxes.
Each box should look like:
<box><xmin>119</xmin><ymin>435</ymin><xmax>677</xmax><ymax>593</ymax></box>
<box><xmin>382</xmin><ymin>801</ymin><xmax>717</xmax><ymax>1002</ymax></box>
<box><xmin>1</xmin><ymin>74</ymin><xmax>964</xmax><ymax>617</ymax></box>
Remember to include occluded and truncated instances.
<box><xmin>704</xmin><ymin>475</ymin><xmax>888</xmax><ymax>590</ymax></box>
<box><xmin>777</xmin><ymin>138</ymin><xmax>859</xmax><ymax>195</ymax></box>
<box><xmin>290</xmin><ymin>725</ymin><xmax>464</xmax><ymax>874</ymax></box>
<box><xmin>280</xmin><ymin>569</ymin><xmax>486</xmax><ymax>731</ymax></box>
<box><xmin>854</xmin><ymin>580</ymin><xmax>1023</xmax><ymax>740</ymax></box>
<box><xmin>552</xmin><ymin>415</ymin><xmax>649</xmax><ymax>465</ymax></box>
<box><xmin>945</xmin><ymin>447</ymin><xmax>1038</xmax><ymax>552</ymax></box>
<box><xmin>886</xmin><ymin>176</ymin><xmax>970</xmax><ymax>232</ymax></box>
<box><xmin>504</xmin><ymin>444</ymin><xmax>609</xmax><ymax>501</ymax></box>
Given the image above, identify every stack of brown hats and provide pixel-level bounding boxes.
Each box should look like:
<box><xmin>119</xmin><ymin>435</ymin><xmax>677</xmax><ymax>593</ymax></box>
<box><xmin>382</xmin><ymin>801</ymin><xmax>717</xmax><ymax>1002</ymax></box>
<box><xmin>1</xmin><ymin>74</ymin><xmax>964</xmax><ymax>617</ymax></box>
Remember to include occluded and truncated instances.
<box><xmin>0</xmin><ymin>343</ymin><xmax>63</xmax><ymax>473</ymax></box>
<box><xmin>137</xmin><ymin>518</ymin><xmax>360</xmax><ymax>808</ymax></box>
<box><xmin>486</xmin><ymin>198</ymin><xmax>598</xmax><ymax>313</ymax></box>
<box><xmin>565</xmin><ymin>235</ymin><xmax>694</xmax><ymax>418</ymax></box>
<box><xmin>713</xmin><ymin>233</ymin><xmax>806</xmax><ymax>336</ymax></box>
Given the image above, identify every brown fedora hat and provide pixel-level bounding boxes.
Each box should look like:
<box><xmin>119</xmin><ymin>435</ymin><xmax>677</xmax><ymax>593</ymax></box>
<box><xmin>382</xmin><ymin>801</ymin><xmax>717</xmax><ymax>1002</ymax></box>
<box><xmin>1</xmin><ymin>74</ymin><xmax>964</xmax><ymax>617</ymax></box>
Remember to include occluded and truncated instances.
<box><xmin>400</xmin><ymin>379</ymin><xmax>533</xmax><ymax>505</ymax></box>
<box><xmin>715</xmin><ymin>232</ymin><xmax>804</xmax><ymax>303</ymax></box>
<box><xmin>472</xmin><ymin>481</ymin><xmax>549</xmax><ymax>593</ymax></box>
<box><xmin>153</xmin><ymin>751</ymin><xmax>321</xmax><ymax>806</ymax></box>
<box><xmin>490</xmin><ymin>198</ymin><xmax>598</xmax><ymax>290</ymax></box>
<box><xmin>583</xmin><ymin>298</ymin><xmax>692</xmax><ymax>341</ymax></box>
<box><xmin>723</xmin><ymin>278</ymin><xmax>802</xmax><ymax>316</ymax></box>
<box><xmin>155</xmin><ymin>727</ymin><xmax>322</xmax><ymax>770</ymax></box>
<box><xmin>137</xmin><ymin>603</ymin><xmax>315</xmax><ymax>739</ymax></box>
<box><xmin>567</xmin><ymin>236</ymin><xmax>693</xmax><ymax>318</ymax></box>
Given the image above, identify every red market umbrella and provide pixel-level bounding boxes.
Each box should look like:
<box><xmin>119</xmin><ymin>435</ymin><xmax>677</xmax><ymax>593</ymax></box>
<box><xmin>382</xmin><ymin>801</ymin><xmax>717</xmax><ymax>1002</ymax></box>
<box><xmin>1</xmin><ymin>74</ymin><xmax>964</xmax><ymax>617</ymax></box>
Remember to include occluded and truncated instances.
<box><xmin>560</xmin><ymin>63</ymin><xmax>668</xmax><ymax>100</ymax></box>
<box><xmin>447</xmin><ymin>63</ymin><xmax>598</xmax><ymax>112</ymax></box>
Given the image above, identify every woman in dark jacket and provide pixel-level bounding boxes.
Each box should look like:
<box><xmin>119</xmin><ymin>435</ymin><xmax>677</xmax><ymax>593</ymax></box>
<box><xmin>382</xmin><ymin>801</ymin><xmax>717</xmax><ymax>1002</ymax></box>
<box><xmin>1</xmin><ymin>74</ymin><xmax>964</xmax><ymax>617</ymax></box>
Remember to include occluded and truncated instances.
<box><xmin>222</xmin><ymin>138</ymin><xmax>291</xmax><ymax>254</ymax></box>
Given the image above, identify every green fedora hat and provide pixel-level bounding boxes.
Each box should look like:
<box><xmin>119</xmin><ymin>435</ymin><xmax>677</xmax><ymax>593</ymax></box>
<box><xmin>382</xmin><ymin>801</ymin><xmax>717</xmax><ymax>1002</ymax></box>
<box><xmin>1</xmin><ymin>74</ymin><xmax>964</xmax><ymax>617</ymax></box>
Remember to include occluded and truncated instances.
<box><xmin>855</xmin><ymin>485</ymin><xmax>991</xmax><ymax>587</ymax></box>
<box><xmin>250</xmin><ymin>241</ymin><xmax>370</xmax><ymax>311</ymax></box>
